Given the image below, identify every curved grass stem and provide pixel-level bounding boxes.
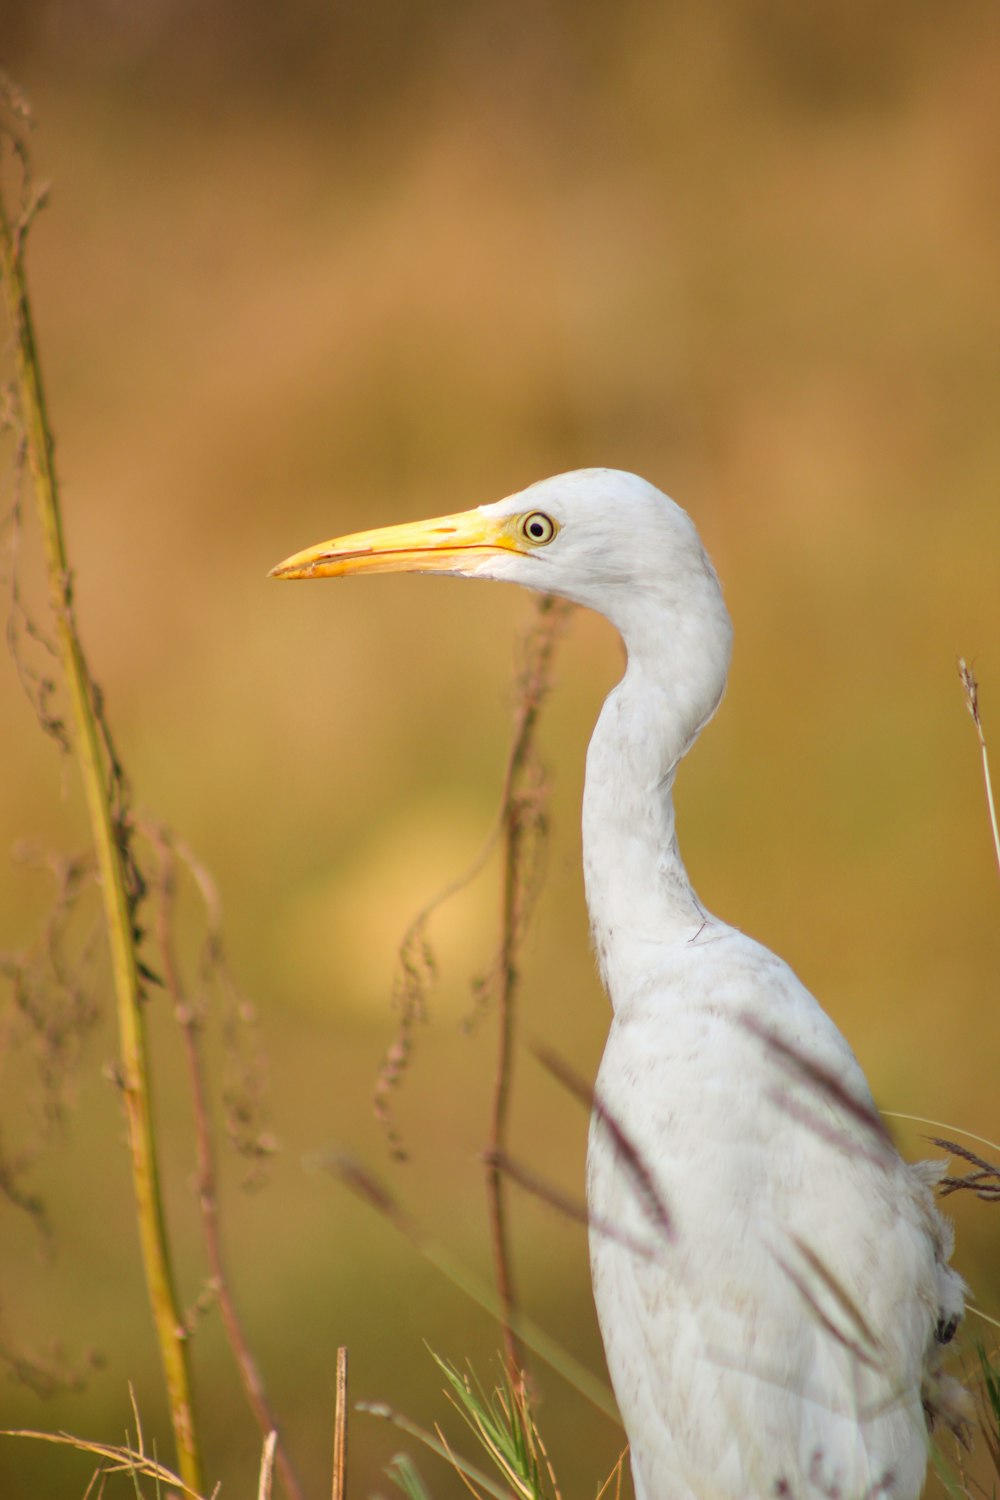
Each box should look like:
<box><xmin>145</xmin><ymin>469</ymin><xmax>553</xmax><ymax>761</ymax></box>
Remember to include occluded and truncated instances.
<box><xmin>0</xmin><ymin>146</ymin><xmax>202</xmax><ymax>1492</ymax></box>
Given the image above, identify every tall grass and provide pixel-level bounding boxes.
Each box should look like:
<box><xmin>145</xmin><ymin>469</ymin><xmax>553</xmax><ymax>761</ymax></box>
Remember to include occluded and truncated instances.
<box><xmin>1</xmin><ymin>69</ymin><xmax>997</xmax><ymax>1500</ymax></box>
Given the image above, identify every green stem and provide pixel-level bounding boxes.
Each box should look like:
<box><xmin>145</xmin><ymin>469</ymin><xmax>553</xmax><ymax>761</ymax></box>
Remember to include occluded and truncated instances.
<box><xmin>0</xmin><ymin>180</ymin><xmax>203</xmax><ymax>1492</ymax></box>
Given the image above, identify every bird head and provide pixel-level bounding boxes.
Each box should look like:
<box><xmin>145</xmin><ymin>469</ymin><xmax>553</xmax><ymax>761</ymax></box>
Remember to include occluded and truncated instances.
<box><xmin>270</xmin><ymin>468</ymin><xmax>730</xmax><ymax>658</ymax></box>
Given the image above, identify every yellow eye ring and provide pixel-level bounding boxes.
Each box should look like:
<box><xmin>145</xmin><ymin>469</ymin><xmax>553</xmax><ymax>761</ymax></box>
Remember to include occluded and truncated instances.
<box><xmin>520</xmin><ymin>511</ymin><xmax>558</xmax><ymax>546</ymax></box>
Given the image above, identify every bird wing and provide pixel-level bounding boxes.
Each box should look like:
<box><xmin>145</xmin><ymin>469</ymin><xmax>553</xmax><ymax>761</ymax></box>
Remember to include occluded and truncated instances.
<box><xmin>587</xmin><ymin>927</ymin><xmax>960</xmax><ymax>1500</ymax></box>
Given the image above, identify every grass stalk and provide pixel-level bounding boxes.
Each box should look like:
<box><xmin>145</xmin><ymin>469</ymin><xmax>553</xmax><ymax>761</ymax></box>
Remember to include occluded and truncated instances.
<box><xmin>0</xmin><ymin>139</ymin><xmax>202</xmax><ymax>1489</ymax></box>
<box><xmin>487</xmin><ymin>783</ymin><xmax>527</xmax><ymax>1382</ymax></box>
<box><xmin>485</xmin><ymin>594</ymin><xmax>573</xmax><ymax>1385</ymax></box>
<box><xmin>958</xmin><ymin>659</ymin><xmax>1000</xmax><ymax>881</ymax></box>
<box><xmin>332</xmin><ymin>1346</ymin><xmax>348</xmax><ymax>1500</ymax></box>
<box><xmin>147</xmin><ymin>822</ymin><xmax>302</xmax><ymax>1500</ymax></box>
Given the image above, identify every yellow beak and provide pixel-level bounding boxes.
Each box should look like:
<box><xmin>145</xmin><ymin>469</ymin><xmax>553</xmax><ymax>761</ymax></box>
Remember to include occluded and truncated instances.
<box><xmin>269</xmin><ymin>507</ymin><xmax>527</xmax><ymax>581</ymax></box>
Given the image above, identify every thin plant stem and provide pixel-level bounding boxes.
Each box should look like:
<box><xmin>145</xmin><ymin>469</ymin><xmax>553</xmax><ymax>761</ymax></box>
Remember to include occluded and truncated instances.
<box><xmin>485</xmin><ymin>594</ymin><xmax>573</xmax><ymax>1385</ymax></box>
<box><xmin>257</xmin><ymin>1433</ymin><xmax>277</xmax><ymax>1500</ymax></box>
<box><xmin>0</xmin><ymin>138</ymin><xmax>202</xmax><ymax>1489</ymax></box>
<box><xmin>487</xmin><ymin>791</ymin><xmax>526</xmax><ymax>1383</ymax></box>
<box><xmin>958</xmin><ymin>659</ymin><xmax>1000</xmax><ymax>881</ymax></box>
<box><xmin>881</xmin><ymin>1112</ymin><xmax>1000</xmax><ymax>1157</ymax></box>
<box><xmin>332</xmin><ymin>1346</ymin><xmax>348</xmax><ymax>1500</ymax></box>
<box><xmin>147</xmin><ymin>823</ymin><xmax>304</xmax><ymax>1500</ymax></box>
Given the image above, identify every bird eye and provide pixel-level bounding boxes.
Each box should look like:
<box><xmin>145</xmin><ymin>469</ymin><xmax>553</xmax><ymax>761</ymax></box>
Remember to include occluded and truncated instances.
<box><xmin>520</xmin><ymin>511</ymin><xmax>557</xmax><ymax>546</ymax></box>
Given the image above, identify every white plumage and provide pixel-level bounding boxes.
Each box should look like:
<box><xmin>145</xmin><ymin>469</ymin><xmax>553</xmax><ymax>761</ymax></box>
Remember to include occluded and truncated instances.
<box><xmin>272</xmin><ymin>468</ymin><xmax>964</xmax><ymax>1499</ymax></box>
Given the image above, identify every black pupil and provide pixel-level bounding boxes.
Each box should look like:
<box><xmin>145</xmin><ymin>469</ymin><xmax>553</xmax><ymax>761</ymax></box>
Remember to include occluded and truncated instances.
<box><xmin>529</xmin><ymin>518</ymin><xmax>546</xmax><ymax>538</ymax></box>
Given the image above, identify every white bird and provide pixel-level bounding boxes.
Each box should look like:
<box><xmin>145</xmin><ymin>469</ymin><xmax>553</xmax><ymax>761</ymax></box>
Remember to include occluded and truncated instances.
<box><xmin>272</xmin><ymin>469</ymin><xmax>965</xmax><ymax>1500</ymax></box>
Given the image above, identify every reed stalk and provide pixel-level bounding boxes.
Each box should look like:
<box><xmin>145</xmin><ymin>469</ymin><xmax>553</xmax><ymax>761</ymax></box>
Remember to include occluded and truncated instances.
<box><xmin>0</xmin><ymin>147</ymin><xmax>202</xmax><ymax>1492</ymax></box>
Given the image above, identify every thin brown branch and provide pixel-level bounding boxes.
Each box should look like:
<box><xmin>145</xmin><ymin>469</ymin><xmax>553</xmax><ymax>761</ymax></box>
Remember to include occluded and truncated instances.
<box><xmin>145</xmin><ymin>822</ymin><xmax>304</xmax><ymax>1500</ymax></box>
<box><xmin>484</xmin><ymin>593</ymin><xmax>573</xmax><ymax>1385</ymax></box>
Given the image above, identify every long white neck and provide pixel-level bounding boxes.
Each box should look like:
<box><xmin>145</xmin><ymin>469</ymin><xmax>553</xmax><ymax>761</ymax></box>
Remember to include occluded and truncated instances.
<box><xmin>581</xmin><ymin>593</ymin><xmax>732</xmax><ymax>1007</ymax></box>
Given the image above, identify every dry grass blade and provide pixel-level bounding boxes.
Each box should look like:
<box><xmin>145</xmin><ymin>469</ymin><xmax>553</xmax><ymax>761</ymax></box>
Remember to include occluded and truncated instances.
<box><xmin>332</xmin><ymin>1346</ymin><xmax>348</xmax><ymax>1500</ymax></box>
<box><xmin>595</xmin><ymin>1450</ymin><xmax>627</xmax><ymax>1500</ymax></box>
<box><xmin>317</xmin><ymin>1150</ymin><xmax>418</xmax><ymax>1238</ymax></box>
<box><xmin>482</xmin><ymin>1148</ymin><xmax>663</xmax><ymax>1262</ymax></box>
<box><xmin>883</xmin><ymin>1112</ymin><xmax>1000</xmax><ymax>1157</ymax></box>
<box><xmin>533</xmin><ymin>1042</ymin><xmax>676</xmax><ymax>1245</ymax></box>
<box><xmin>482</xmin><ymin>1147</ymin><xmax>592</xmax><ymax>1233</ymax></box>
<box><xmin>958</xmin><ymin>658</ymin><xmax>1000</xmax><ymax>881</ymax></box>
<box><xmin>257</xmin><ymin>1431</ymin><xmax>277</xmax><ymax>1500</ymax></box>
<box><xmin>740</xmin><ymin>1014</ymin><xmax>895</xmax><ymax>1158</ymax></box>
<box><xmin>776</xmin><ymin>1235</ymin><xmax>884</xmax><ymax>1371</ymax></box>
<box><xmin>0</xmin><ymin>1427</ymin><xmax>213</xmax><ymax>1499</ymax></box>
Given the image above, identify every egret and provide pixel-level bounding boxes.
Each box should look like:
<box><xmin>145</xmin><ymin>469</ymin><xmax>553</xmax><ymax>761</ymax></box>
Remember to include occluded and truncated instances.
<box><xmin>271</xmin><ymin>469</ymin><xmax>965</xmax><ymax>1499</ymax></box>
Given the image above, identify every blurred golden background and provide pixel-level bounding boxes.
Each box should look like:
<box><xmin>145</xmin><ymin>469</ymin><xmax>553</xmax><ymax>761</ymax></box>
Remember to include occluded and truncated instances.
<box><xmin>1</xmin><ymin>2</ymin><xmax>998</xmax><ymax>1495</ymax></box>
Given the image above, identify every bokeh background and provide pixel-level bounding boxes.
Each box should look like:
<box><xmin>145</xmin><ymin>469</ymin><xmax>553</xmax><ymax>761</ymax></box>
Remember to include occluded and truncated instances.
<box><xmin>1</xmin><ymin>2</ymin><xmax>998</xmax><ymax>1496</ymax></box>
